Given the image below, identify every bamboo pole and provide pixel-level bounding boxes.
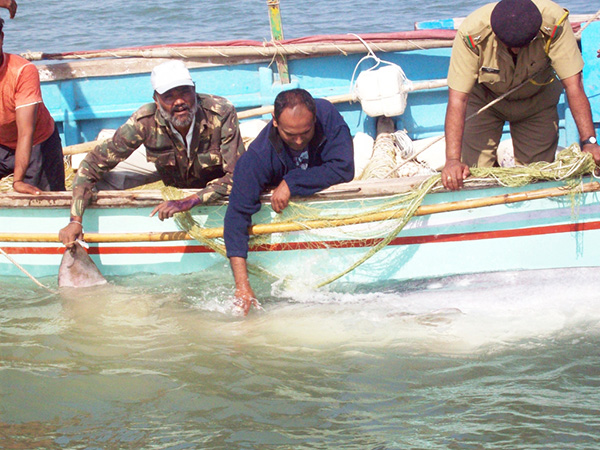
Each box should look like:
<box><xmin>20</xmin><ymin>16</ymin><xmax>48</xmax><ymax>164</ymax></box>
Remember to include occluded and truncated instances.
<box><xmin>21</xmin><ymin>14</ymin><xmax>592</xmax><ymax>63</ymax></box>
<box><xmin>1</xmin><ymin>181</ymin><xmax>597</xmax><ymax>244</ymax></box>
<box><xmin>62</xmin><ymin>79</ymin><xmax>448</xmax><ymax>156</ymax></box>
<box><xmin>63</xmin><ymin>140</ymin><xmax>104</xmax><ymax>156</ymax></box>
<box><xmin>22</xmin><ymin>40</ymin><xmax>455</xmax><ymax>62</ymax></box>
<box><xmin>238</xmin><ymin>79</ymin><xmax>447</xmax><ymax>119</ymax></box>
<box><xmin>238</xmin><ymin>93</ymin><xmax>354</xmax><ymax>119</ymax></box>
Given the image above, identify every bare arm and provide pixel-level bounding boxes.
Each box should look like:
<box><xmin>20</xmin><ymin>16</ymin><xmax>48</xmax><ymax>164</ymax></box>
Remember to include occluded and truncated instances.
<box><xmin>229</xmin><ymin>256</ymin><xmax>259</xmax><ymax>315</ymax></box>
<box><xmin>562</xmin><ymin>72</ymin><xmax>600</xmax><ymax>163</ymax></box>
<box><xmin>12</xmin><ymin>103</ymin><xmax>42</xmax><ymax>195</ymax></box>
<box><xmin>441</xmin><ymin>88</ymin><xmax>471</xmax><ymax>190</ymax></box>
<box><xmin>0</xmin><ymin>0</ymin><xmax>17</xmax><ymax>18</ymax></box>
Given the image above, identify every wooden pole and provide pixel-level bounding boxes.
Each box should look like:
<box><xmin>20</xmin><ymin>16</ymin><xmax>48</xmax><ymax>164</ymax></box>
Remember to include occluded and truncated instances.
<box><xmin>267</xmin><ymin>0</ymin><xmax>290</xmax><ymax>84</ymax></box>
<box><xmin>22</xmin><ymin>40</ymin><xmax>455</xmax><ymax>63</ymax></box>
<box><xmin>63</xmin><ymin>140</ymin><xmax>104</xmax><ymax>155</ymax></box>
<box><xmin>1</xmin><ymin>181</ymin><xmax>597</xmax><ymax>244</ymax></box>
<box><xmin>238</xmin><ymin>79</ymin><xmax>447</xmax><ymax>119</ymax></box>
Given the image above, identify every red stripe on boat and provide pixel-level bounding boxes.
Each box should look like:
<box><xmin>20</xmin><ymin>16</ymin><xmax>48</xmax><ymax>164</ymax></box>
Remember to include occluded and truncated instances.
<box><xmin>4</xmin><ymin>220</ymin><xmax>600</xmax><ymax>255</ymax></box>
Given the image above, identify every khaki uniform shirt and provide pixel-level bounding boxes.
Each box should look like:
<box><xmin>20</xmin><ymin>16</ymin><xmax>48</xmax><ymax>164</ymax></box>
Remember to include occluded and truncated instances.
<box><xmin>71</xmin><ymin>93</ymin><xmax>245</xmax><ymax>217</ymax></box>
<box><xmin>447</xmin><ymin>0</ymin><xmax>583</xmax><ymax>101</ymax></box>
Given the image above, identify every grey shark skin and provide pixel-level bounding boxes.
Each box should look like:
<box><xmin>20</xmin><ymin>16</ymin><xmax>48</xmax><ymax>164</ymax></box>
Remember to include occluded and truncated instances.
<box><xmin>58</xmin><ymin>242</ymin><xmax>107</xmax><ymax>288</ymax></box>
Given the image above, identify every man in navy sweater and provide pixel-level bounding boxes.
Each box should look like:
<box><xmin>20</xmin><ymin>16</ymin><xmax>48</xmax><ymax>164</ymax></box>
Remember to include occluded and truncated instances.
<box><xmin>224</xmin><ymin>88</ymin><xmax>354</xmax><ymax>314</ymax></box>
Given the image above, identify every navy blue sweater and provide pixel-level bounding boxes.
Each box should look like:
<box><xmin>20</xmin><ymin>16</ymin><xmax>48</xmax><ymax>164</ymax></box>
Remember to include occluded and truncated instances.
<box><xmin>224</xmin><ymin>98</ymin><xmax>354</xmax><ymax>258</ymax></box>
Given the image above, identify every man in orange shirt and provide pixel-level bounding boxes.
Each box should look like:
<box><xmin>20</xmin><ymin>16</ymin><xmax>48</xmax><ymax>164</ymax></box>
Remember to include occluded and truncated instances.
<box><xmin>0</xmin><ymin>15</ymin><xmax>65</xmax><ymax>194</ymax></box>
<box><xmin>0</xmin><ymin>1</ymin><xmax>16</xmax><ymax>18</ymax></box>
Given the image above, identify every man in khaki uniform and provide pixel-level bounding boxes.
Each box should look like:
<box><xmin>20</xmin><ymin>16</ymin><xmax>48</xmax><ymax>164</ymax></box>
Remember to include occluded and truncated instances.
<box><xmin>442</xmin><ymin>0</ymin><xmax>600</xmax><ymax>190</ymax></box>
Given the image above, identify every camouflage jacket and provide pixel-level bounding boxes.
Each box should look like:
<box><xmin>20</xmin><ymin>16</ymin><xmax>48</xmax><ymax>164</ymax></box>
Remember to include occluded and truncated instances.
<box><xmin>71</xmin><ymin>93</ymin><xmax>245</xmax><ymax>217</ymax></box>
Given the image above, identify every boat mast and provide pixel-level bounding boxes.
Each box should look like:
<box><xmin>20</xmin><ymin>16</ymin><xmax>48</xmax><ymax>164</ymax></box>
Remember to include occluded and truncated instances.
<box><xmin>267</xmin><ymin>0</ymin><xmax>291</xmax><ymax>84</ymax></box>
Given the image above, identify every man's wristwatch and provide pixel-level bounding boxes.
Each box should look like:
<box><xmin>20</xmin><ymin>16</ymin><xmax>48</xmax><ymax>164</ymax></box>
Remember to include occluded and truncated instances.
<box><xmin>581</xmin><ymin>136</ymin><xmax>597</xmax><ymax>146</ymax></box>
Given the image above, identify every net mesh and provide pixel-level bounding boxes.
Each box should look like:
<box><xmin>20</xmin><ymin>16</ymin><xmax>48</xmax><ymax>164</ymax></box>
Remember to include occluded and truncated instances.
<box><xmin>163</xmin><ymin>144</ymin><xmax>595</xmax><ymax>287</ymax></box>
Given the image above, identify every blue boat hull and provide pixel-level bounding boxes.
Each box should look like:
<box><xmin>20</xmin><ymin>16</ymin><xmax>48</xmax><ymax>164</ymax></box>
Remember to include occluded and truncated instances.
<box><xmin>0</xmin><ymin>23</ymin><xmax>598</xmax><ymax>285</ymax></box>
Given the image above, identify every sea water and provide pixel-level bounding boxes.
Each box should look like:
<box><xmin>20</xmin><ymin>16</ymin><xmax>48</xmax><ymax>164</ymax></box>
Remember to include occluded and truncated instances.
<box><xmin>2</xmin><ymin>1</ymin><xmax>600</xmax><ymax>448</ymax></box>
<box><xmin>2</xmin><ymin>267</ymin><xmax>600</xmax><ymax>448</ymax></box>
<box><xmin>2</xmin><ymin>0</ymin><xmax>598</xmax><ymax>53</ymax></box>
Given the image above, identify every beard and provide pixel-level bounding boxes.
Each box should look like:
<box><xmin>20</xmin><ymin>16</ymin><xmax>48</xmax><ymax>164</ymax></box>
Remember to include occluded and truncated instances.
<box><xmin>158</xmin><ymin>97</ymin><xmax>197</xmax><ymax>129</ymax></box>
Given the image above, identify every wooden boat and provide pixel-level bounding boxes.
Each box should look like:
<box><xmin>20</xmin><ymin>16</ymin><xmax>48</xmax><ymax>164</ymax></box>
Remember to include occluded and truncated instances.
<box><xmin>1</xmin><ymin>18</ymin><xmax>599</xmax><ymax>288</ymax></box>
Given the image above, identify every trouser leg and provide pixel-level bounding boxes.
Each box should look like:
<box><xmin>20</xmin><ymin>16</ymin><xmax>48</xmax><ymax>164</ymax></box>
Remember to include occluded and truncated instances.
<box><xmin>32</xmin><ymin>125</ymin><xmax>66</xmax><ymax>191</ymax></box>
<box><xmin>0</xmin><ymin>145</ymin><xmax>14</xmax><ymax>178</ymax></box>
<box><xmin>0</xmin><ymin>126</ymin><xmax>65</xmax><ymax>190</ymax></box>
<box><xmin>22</xmin><ymin>142</ymin><xmax>44</xmax><ymax>187</ymax></box>
<box><xmin>461</xmin><ymin>93</ymin><xmax>505</xmax><ymax>168</ymax></box>
<box><xmin>509</xmin><ymin>103</ymin><xmax>559</xmax><ymax>165</ymax></box>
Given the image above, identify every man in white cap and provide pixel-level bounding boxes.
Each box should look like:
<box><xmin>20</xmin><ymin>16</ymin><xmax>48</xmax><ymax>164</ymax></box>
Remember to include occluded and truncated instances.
<box><xmin>59</xmin><ymin>60</ymin><xmax>245</xmax><ymax>247</ymax></box>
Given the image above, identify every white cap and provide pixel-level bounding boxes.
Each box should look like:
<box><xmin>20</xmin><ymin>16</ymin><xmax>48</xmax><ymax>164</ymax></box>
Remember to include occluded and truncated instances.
<box><xmin>150</xmin><ymin>60</ymin><xmax>194</xmax><ymax>95</ymax></box>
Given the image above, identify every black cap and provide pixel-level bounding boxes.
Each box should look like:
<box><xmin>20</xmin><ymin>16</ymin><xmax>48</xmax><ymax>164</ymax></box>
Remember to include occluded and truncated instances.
<box><xmin>491</xmin><ymin>0</ymin><xmax>542</xmax><ymax>48</ymax></box>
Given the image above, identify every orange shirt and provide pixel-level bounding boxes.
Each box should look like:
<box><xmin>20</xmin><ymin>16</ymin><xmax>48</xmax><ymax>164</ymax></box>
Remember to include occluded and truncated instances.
<box><xmin>0</xmin><ymin>53</ymin><xmax>55</xmax><ymax>150</ymax></box>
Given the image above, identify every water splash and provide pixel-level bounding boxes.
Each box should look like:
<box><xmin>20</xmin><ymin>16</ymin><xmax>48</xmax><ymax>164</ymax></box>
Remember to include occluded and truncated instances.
<box><xmin>248</xmin><ymin>267</ymin><xmax>600</xmax><ymax>355</ymax></box>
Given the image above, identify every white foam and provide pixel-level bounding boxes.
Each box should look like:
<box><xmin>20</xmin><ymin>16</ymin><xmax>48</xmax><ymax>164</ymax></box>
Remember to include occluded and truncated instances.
<box><xmin>47</xmin><ymin>268</ymin><xmax>600</xmax><ymax>357</ymax></box>
<box><xmin>246</xmin><ymin>268</ymin><xmax>600</xmax><ymax>355</ymax></box>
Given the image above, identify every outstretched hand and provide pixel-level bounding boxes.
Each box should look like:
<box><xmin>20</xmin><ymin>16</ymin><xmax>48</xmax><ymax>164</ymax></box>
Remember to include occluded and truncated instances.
<box><xmin>229</xmin><ymin>256</ymin><xmax>260</xmax><ymax>315</ymax></box>
<box><xmin>233</xmin><ymin>286</ymin><xmax>261</xmax><ymax>316</ymax></box>
<box><xmin>0</xmin><ymin>0</ymin><xmax>17</xmax><ymax>18</ymax></box>
<box><xmin>150</xmin><ymin>194</ymin><xmax>201</xmax><ymax>221</ymax></box>
<box><xmin>12</xmin><ymin>180</ymin><xmax>41</xmax><ymax>195</ymax></box>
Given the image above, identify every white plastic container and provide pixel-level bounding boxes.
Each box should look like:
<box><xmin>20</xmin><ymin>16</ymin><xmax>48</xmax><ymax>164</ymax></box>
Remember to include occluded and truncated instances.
<box><xmin>353</xmin><ymin>64</ymin><xmax>411</xmax><ymax>118</ymax></box>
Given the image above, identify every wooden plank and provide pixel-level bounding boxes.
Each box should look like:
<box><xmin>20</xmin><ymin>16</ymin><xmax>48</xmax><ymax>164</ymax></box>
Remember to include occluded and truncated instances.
<box><xmin>0</xmin><ymin>176</ymin><xmax>432</xmax><ymax>209</ymax></box>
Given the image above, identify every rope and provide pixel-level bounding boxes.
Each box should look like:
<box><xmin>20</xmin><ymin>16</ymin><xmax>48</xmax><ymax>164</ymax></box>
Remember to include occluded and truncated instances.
<box><xmin>0</xmin><ymin>247</ymin><xmax>57</xmax><ymax>293</ymax></box>
<box><xmin>315</xmin><ymin>144</ymin><xmax>594</xmax><ymax>286</ymax></box>
<box><xmin>359</xmin><ymin>130</ymin><xmax>433</xmax><ymax>180</ymax></box>
<box><xmin>315</xmin><ymin>174</ymin><xmax>439</xmax><ymax>287</ymax></box>
<box><xmin>574</xmin><ymin>8</ymin><xmax>600</xmax><ymax>39</ymax></box>
<box><xmin>358</xmin><ymin>132</ymin><xmax>398</xmax><ymax>179</ymax></box>
<box><xmin>348</xmin><ymin>33</ymin><xmax>411</xmax><ymax>105</ymax></box>
<box><xmin>160</xmin><ymin>186</ymin><xmax>280</xmax><ymax>282</ymax></box>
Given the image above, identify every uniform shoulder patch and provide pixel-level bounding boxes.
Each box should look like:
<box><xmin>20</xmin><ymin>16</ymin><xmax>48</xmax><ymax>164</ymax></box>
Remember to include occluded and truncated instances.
<box><xmin>540</xmin><ymin>19</ymin><xmax>564</xmax><ymax>41</ymax></box>
<box><xmin>461</xmin><ymin>26</ymin><xmax>493</xmax><ymax>50</ymax></box>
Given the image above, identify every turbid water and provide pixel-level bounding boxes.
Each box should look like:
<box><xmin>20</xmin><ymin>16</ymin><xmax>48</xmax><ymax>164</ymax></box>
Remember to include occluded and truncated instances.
<box><xmin>2</xmin><ymin>266</ymin><xmax>600</xmax><ymax>448</ymax></box>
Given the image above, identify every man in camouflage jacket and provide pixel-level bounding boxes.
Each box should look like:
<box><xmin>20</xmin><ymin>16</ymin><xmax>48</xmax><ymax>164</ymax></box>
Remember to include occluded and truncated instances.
<box><xmin>59</xmin><ymin>60</ymin><xmax>245</xmax><ymax>247</ymax></box>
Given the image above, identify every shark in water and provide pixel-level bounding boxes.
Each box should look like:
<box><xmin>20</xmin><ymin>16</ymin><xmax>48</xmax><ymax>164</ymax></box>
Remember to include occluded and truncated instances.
<box><xmin>58</xmin><ymin>241</ymin><xmax>107</xmax><ymax>288</ymax></box>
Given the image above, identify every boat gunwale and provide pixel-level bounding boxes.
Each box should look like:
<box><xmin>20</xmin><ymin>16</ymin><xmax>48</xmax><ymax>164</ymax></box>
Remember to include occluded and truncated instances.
<box><xmin>0</xmin><ymin>176</ymin><xmax>434</xmax><ymax>208</ymax></box>
<box><xmin>0</xmin><ymin>175</ymin><xmax>582</xmax><ymax>209</ymax></box>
